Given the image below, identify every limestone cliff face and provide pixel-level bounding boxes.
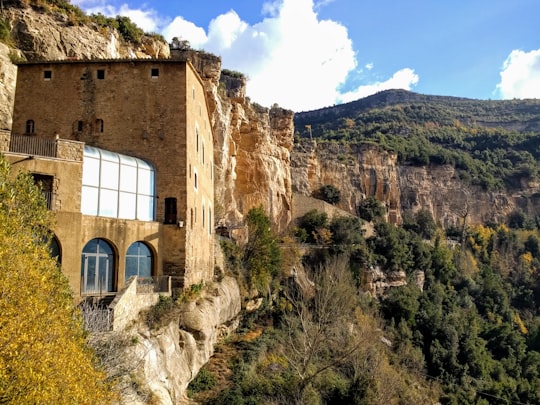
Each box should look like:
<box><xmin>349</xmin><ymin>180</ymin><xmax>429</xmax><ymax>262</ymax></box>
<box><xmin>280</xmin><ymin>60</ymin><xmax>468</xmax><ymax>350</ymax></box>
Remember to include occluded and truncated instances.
<box><xmin>2</xmin><ymin>6</ymin><xmax>169</xmax><ymax>61</ymax></box>
<box><xmin>0</xmin><ymin>43</ymin><xmax>17</xmax><ymax>130</ymax></box>
<box><xmin>113</xmin><ymin>277</ymin><xmax>241</xmax><ymax>405</ymax></box>
<box><xmin>398</xmin><ymin>165</ymin><xmax>530</xmax><ymax>227</ymax></box>
<box><xmin>292</xmin><ymin>140</ymin><xmax>402</xmax><ymax>223</ymax></box>
<box><xmin>182</xmin><ymin>50</ymin><xmax>294</xmax><ymax>232</ymax></box>
<box><xmin>291</xmin><ymin>139</ymin><xmax>540</xmax><ymax>227</ymax></box>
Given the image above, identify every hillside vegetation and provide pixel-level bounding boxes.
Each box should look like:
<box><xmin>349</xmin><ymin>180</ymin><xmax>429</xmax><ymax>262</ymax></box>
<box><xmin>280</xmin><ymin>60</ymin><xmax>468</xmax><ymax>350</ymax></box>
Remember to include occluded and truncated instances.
<box><xmin>295</xmin><ymin>89</ymin><xmax>540</xmax><ymax>191</ymax></box>
<box><xmin>194</xmin><ymin>202</ymin><xmax>540</xmax><ymax>404</ymax></box>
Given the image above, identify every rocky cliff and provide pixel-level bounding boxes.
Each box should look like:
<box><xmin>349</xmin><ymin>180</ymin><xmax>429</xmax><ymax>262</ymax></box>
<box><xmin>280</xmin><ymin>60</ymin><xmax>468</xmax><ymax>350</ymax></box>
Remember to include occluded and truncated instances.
<box><xmin>92</xmin><ymin>277</ymin><xmax>241</xmax><ymax>405</ymax></box>
<box><xmin>175</xmin><ymin>49</ymin><xmax>294</xmax><ymax>232</ymax></box>
<box><xmin>291</xmin><ymin>140</ymin><xmax>402</xmax><ymax>223</ymax></box>
<box><xmin>291</xmin><ymin>138</ymin><xmax>540</xmax><ymax>227</ymax></box>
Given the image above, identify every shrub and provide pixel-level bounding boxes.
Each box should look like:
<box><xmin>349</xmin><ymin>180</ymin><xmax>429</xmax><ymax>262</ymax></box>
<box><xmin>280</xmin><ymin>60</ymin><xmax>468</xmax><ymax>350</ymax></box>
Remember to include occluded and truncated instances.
<box><xmin>145</xmin><ymin>295</ymin><xmax>178</xmax><ymax>329</ymax></box>
<box><xmin>297</xmin><ymin>209</ymin><xmax>329</xmax><ymax>244</ymax></box>
<box><xmin>358</xmin><ymin>196</ymin><xmax>386</xmax><ymax>222</ymax></box>
<box><xmin>0</xmin><ymin>18</ymin><xmax>11</xmax><ymax>44</ymax></box>
<box><xmin>115</xmin><ymin>15</ymin><xmax>144</xmax><ymax>43</ymax></box>
<box><xmin>188</xmin><ymin>368</ymin><xmax>217</xmax><ymax>395</ymax></box>
<box><xmin>317</xmin><ymin>184</ymin><xmax>341</xmax><ymax>205</ymax></box>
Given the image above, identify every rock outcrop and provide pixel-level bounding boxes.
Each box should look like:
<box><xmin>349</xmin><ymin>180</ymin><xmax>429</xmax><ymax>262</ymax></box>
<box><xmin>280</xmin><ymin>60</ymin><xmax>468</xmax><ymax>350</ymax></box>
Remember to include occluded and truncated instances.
<box><xmin>291</xmin><ymin>139</ymin><xmax>540</xmax><ymax>227</ymax></box>
<box><xmin>185</xmin><ymin>50</ymin><xmax>294</xmax><ymax>232</ymax></box>
<box><xmin>0</xmin><ymin>43</ymin><xmax>17</xmax><ymax>130</ymax></box>
<box><xmin>292</xmin><ymin>140</ymin><xmax>402</xmax><ymax>223</ymax></box>
<box><xmin>2</xmin><ymin>6</ymin><xmax>169</xmax><ymax>61</ymax></box>
<box><xmin>116</xmin><ymin>277</ymin><xmax>241</xmax><ymax>405</ymax></box>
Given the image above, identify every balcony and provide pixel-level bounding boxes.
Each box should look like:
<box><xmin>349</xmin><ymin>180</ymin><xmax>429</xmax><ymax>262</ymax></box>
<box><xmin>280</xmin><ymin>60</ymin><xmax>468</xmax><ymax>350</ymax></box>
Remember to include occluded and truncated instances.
<box><xmin>1</xmin><ymin>132</ymin><xmax>84</xmax><ymax>161</ymax></box>
<box><xmin>9</xmin><ymin>134</ymin><xmax>57</xmax><ymax>158</ymax></box>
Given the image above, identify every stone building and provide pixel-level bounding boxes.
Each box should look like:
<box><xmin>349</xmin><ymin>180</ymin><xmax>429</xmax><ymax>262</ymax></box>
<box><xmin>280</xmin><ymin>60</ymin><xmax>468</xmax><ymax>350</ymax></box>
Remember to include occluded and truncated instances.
<box><xmin>4</xmin><ymin>58</ymin><xmax>215</xmax><ymax>300</ymax></box>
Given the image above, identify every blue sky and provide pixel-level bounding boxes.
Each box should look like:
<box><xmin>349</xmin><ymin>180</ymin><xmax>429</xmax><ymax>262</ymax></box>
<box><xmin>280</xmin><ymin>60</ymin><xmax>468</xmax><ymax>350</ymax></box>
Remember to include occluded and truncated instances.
<box><xmin>72</xmin><ymin>0</ymin><xmax>540</xmax><ymax>111</ymax></box>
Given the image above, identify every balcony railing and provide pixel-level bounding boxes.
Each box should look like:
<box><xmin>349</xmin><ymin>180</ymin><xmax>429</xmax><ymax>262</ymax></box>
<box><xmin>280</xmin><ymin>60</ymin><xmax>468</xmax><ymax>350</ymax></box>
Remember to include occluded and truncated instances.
<box><xmin>135</xmin><ymin>276</ymin><xmax>172</xmax><ymax>294</ymax></box>
<box><xmin>9</xmin><ymin>134</ymin><xmax>57</xmax><ymax>158</ymax></box>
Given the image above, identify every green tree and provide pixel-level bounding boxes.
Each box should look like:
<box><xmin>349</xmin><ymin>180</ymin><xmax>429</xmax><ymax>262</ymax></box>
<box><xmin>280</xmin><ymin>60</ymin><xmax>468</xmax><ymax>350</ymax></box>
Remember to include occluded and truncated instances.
<box><xmin>243</xmin><ymin>206</ymin><xmax>281</xmax><ymax>294</ymax></box>
<box><xmin>297</xmin><ymin>209</ymin><xmax>329</xmax><ymax>244</ymax></box>
<box><xmin>357</xmin><ymin>196</ymin><xmax>386</xmax><ymax>222</ymax></box>
<box><xmin>0</xmin><ymin>157</ymin><xmax>113</xmax><ymax>404</ymax></box>
<box><xmin>317</xmin><ymin>184</ymin><xmax>341</xmax><ymax>205</ymax></box>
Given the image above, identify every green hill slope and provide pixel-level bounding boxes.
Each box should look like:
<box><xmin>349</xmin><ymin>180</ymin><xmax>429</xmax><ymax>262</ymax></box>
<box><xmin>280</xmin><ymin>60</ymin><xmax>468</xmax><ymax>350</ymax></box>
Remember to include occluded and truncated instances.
<box><xmin>295</xmin><ymin>90</ymin><xmax>540</xmax><ymax>190</ymax></box>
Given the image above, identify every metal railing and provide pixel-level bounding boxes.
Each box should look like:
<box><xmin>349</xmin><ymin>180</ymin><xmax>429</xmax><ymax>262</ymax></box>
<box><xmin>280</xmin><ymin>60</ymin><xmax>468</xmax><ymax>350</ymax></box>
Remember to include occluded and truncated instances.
<box><xmin>42</xmin><ymin>191</ymin><xmax>54</xmax><ymax>210</ymax></box>
<box><xmin>135</xmin><ymin>276</ymin><xmax>171</xmax><ymax>294</ymax></box>
<box><xmin>9</xmin><ymin>134</ymin><xmax>57</xmax><ymax>158</ymax></box>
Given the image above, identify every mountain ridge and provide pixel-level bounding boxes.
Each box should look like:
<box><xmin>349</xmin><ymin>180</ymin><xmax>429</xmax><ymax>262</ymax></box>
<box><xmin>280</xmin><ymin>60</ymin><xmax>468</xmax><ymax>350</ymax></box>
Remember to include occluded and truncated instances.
<box><xmin>295</xmin><ymin>88</ymin><xmax>540</xmax><ymax>133</ymax></box>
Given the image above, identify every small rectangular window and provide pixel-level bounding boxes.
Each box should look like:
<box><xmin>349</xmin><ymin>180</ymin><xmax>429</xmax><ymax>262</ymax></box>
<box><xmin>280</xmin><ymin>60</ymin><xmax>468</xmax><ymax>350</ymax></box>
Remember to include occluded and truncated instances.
<box><xmin>43</xmin><ymin>70</ymin><xmax>52</xmax><ymax>80</ymax></box>
<box><xmin>151</xmin><ymin>68</ymin><xmax>159</xmax><ymax>78</ymax></box>
<box><xmin>97</xmin><ymin>69</ymin><xmax>105</xmax><ymax>80</ymax></box>
<box><xmin>164</xmin><ymin>197</ymin><xmax>177</xmax><ymax>224</ymax></box>
<box><xmin>26</xmin><ymin>120</ymin><xmax>35</xmax><ymax>134</ymax></box>
<box><xmin>77</xmin><ymin>121</ymin><xmax>83</xmax><ymax>132</ymax></box>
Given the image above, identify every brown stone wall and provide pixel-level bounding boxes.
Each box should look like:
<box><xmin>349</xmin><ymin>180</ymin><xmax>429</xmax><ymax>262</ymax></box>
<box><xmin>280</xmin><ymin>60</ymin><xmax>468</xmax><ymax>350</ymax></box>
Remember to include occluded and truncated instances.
<box><xmin>52</xmin><ymin>212</ymin><xmax>161</xmax><ymax>300</ymax></box>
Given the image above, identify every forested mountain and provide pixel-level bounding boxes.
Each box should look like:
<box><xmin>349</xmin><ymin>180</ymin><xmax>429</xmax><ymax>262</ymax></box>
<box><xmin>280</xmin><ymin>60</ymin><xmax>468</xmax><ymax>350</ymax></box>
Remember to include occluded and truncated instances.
<box><xmin>295</xmin><ymin>89</ymin><xmax>540</xmax><ymax>191</ymax></box>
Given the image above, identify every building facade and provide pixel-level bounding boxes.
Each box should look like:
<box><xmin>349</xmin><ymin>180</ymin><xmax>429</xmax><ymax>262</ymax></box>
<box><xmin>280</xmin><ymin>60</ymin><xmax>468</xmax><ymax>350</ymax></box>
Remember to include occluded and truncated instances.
<box><xmin>7</xmin><ymin>58</ymin><xmax>215</xmax><ymax>299</ymax></box>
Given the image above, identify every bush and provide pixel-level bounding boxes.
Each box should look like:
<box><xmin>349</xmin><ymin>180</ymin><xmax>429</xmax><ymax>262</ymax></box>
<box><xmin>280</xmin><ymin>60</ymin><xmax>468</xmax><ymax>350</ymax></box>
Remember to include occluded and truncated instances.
<box><xmin>318</xmin><ymin>184</ymin><xmax>341</xmax><ymax>205</ymax></box>
<box><xmin>358</xmin><ymin>196</ymin><xmax>386</xmax><ymax>222</ymax></box>
<box><xmin>115</xmin><ymin>15</ymin><xmax>144</xmax><ymax>43</ymax></box>
<box><xmin>0</xmin><ymin>18</ymin><xmax>11</xmax><ymax>44</ymax></box>
<box><xmin>188</xmin><ymin>368</ymin><xmax>217</xmax><ymax>395</ymax></box>
<box><xmin>297</xmin><ymin>209</ymin><xmax>329</xmax><ymax>244</ymax></box>
<box><xmin>145</xmin><ymin>295</ymin><xmax>178</xmax><ymax>329</ymax></box>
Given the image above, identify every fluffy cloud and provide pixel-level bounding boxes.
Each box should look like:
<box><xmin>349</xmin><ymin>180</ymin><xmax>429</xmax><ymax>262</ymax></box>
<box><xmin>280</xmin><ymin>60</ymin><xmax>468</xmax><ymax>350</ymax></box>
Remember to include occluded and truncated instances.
<box><xmin>71</xmin><ymin>0</ymin><xmax>162</xmax><ymax>32</ymax></box>
<box><xmin>496</xmin><ymin>49</ymin><xmax>540</xmax><ymax>99</ymax></box>
<box><xmin>162</xmin><ymin>0</ymin><xmax>358</xmax><ymax>110</ymax></box>
<box><xmin>73</xmin><ymin>0</ymin><xmax>419</xmax><ymax>111</ymax></box>
<box><xmin>337</xmin><ymin>68</ymin><xmax>419</xmax><ymax>104</ymax></box>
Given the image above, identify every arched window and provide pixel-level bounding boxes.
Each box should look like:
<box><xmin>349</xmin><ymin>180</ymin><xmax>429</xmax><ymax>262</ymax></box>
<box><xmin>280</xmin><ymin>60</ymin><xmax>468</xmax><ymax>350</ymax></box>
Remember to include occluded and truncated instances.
<box><xmin>25</xmin><ymin>120</ymin><xmax>35</xmax><ymax>134</ymax></box>
<box><xmin>81</xmin><ymin>238</ymin><xmax>115</xmax><ymax>294</ymax></box>
<box><xmin>125</xmin><ymin>242</ymin><xmax>153</xmax><ymax>280</ymax></box>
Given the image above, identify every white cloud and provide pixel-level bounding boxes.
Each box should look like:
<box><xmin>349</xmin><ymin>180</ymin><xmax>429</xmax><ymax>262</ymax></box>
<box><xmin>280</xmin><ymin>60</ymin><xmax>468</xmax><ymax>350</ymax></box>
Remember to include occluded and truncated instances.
<box><xmin>338</xmin><ymin>68</ymin><xmax>419</xmax><ymax>104</ymax></box>
<box><xmin>117</xmin><ymin>5</ymin><xmax>161</xmax><ymax>33</ymax></box>
<box><xmin>161</xmin><ymin>17</ymin><xmax>208</xmax><ymax>48</ymax></box>
<box><xmin>73</xmin><ymin>0</ymin><xmax>420</xmax><ymax>110</ymax></box>
<box><xmin>164</xmin><ymin>0</ymin><xmax>358</xmax><ymax>110</ymax></box>
<box><xmin>496</xmin><ymin>48</ymin><xmax>540</xmax><ymax>99</ymax></box>
<box><xmin>71</xmin><ymin>0</ymin><xmax>162</xmax><ymax>33</ymax></box>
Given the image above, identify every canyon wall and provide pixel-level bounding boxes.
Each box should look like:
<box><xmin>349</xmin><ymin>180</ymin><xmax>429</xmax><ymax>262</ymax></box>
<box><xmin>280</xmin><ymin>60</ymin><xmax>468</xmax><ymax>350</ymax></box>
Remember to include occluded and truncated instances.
<box><xmin>179</xmin><ymin>49</ymin><xmax>294</xmax><ymax>232</ymax></box>
<box><xmin>291</xmin><ymin>139</ymin><xmax>540</xmax><ymax>227</ymax></box>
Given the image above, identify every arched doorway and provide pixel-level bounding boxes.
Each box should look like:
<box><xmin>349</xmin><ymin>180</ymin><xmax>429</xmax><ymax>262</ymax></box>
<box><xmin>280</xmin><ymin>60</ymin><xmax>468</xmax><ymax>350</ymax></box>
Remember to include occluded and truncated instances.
<box><xmin>81</xmin><ymin>238</ymin><xmax>115</xmax><ymax>294</ymax></box>
<box><xmin>125</xmin><ymin>241</ymin><xmax>153</xmax><ymax>281</ymax></box>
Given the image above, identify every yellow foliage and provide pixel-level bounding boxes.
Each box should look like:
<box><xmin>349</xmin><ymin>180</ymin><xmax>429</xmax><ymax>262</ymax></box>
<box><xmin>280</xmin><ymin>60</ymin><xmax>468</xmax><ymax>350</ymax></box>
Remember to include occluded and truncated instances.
<box><xmin>519</xmin><ymin>252</ymin><xmax>533</xmax><ymax>266</ymax></box>
<box><xmin>0</xmin><ymin>158</ymin><xmax>113</xmax><ymax>404</ymax></box>
<box><xmin>512</xmin><ymin>312</ymin><xmax>528</xmax><ymax>335</ymax></box>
